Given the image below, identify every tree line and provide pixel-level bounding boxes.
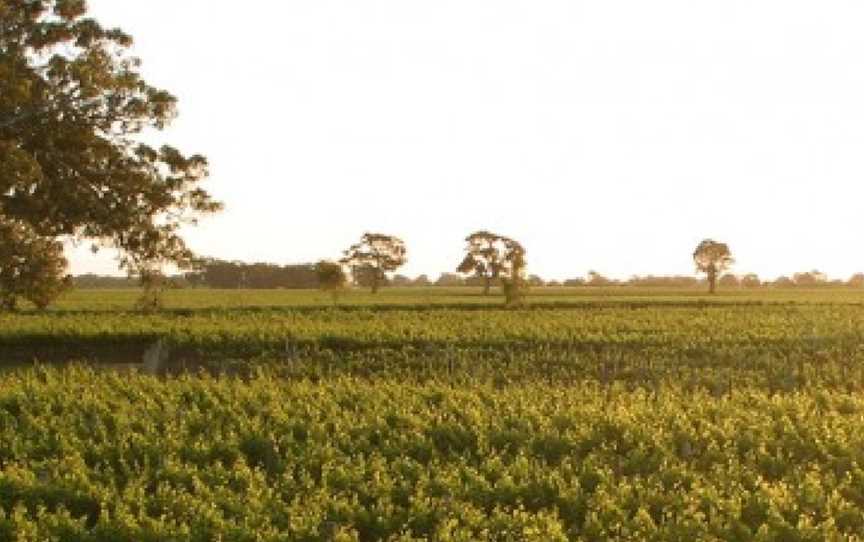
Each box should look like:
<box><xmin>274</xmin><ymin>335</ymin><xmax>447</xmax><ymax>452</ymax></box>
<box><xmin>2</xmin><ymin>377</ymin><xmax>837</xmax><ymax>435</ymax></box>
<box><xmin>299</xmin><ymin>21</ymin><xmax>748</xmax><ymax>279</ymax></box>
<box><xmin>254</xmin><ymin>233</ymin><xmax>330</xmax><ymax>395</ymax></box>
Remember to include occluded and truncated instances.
<box><xmin>66</xmin><ymin>234</ymin><xmax>864</xmax><ymax>307</ymax></box>
<box><xmin>76</xmin><ymin>266</ymin><xmax>864</xmax><ymax>291</ymax></box>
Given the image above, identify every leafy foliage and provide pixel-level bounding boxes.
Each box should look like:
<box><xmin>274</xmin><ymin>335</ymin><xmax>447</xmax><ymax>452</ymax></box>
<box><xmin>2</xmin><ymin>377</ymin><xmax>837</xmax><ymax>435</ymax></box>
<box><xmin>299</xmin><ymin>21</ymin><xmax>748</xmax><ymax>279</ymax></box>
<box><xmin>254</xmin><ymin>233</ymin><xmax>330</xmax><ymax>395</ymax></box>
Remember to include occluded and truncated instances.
<box><xmin>499</xmin><ymin>237</ymin><xmax>527</xmax><ymax>306</ymax></box>
<box><xmin>1</xmin><ymin>368</ymin><xmax>864</xmax><ymax>539</ymax></box>
<box><xmin>133</xmin><ymin>267</ymin><xmax>165</xmax><ymax>313</ymax></box>
<box><xmin>189</xmin><ymin>259</ymin><xmax>321</xmax><ymax>289</ymax></box>
<box><xmin>693</xmin><ymin>239</ymin><xmax>734</xmax><ymax>294</ymax></box>
<box><xmin>341</xmin><ymin>233</ymin><xmax>407</xmax><ymax>293</ymax></box>
<box><xmin>2</xmin><ymin>290</ymin><xmax>864</xmax><ymax>537</ymax></box>
<box><xmin>456</xmin><ymin>232</ymin><xmax>527</xmax><ymax>303</ymax></box>
<box><xmin>0</xmin><ymin>0</ymin><xmax>221</xmax><ymax>276</ymax></box>
<box><xmin>5</xmin><ymin>289</ymin><xmax>864</xmax><ymax>390</ymax></box>
<box><xmin>315</xmin><ymin>260</ymin><xmax>347</xmax><ymax>290</ymax></box>
<box><xmin>456</xmin><ymin>230</ymin><xmax>508</xmax><ymax>295</ymax></box>
<box><xmin>315</xmin><ymin>260</ymin><xmax>347</xmax><ymax>302</ymax></box>
<box><xmin>0</xmin><ymin>216</ymin><xmax>70</xmax><ymax>310</ymax></box>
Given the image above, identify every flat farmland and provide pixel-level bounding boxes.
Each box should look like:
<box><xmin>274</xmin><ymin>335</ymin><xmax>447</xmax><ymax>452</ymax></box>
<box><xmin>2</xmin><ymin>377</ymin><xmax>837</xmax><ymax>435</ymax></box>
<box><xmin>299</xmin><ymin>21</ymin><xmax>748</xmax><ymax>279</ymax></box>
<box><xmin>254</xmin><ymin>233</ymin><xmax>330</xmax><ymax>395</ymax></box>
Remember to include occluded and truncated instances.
<box><xmin>40</xmin><ymin>286</ymin><xmax>864</xmax><ymax>311</ymax></box>
<box><xmin>2</xmin><ymin>288</ymin><xmax>864</xmax><ymax>539</ymax></box>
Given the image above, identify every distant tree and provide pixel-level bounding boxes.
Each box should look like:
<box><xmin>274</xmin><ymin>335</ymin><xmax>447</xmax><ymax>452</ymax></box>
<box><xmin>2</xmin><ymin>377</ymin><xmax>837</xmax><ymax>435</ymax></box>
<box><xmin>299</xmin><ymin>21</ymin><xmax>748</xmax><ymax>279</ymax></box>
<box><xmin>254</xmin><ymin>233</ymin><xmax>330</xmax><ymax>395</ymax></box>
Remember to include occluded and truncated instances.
<box><xmin>626</xmin><ymin>275</ymin><xmax>700</xmax><ymax>288</ymax></box>
<box><xmin>244</xmin><ymin>263</ymin><xmax>283</xmax><ymax>289</ymax></box>
<box><xmin>527</xmin><ymin>275</ymin><xmax>545</xmax><ymax>287</ymax></box>
<box><xmin>772</xmin><ymin>276</ymin><xmax>795</xmax><ymax>289</ymax></box>
<box><xmin>74</xmin><ymin>274</ymin><xmax>138</xmax><ymax>289</ymax></box>
<box><xmin>693</xmin><ymin>239</ymin><xmax>734</xmax><ymax>294</ymax></box>
<box><xmin>435</xmin><ymin>273</ymin><xmax>465</xmax><ymax>287</ymax></box>
<box><xmin>463</xmin><ymin>275</ymin><xmax>487</xmax><ymax>288</ymax></box>
<box><xmin>196</xmin><ymin>259</ymin><xmax>242</xmax><ymax>289</ymax></box>
<box><xmin>390</xmin><ymin>274</ymin><xmax>413</xmax><ymax>287</ymax></box>
<box><xmin>315</xmin><ymin>260</ymin><xmax>347</xmax><ymax>289</ymax></box>
<box><xmin>587</xmin><ymin>271</ymin><xmax>615</xmax><ymax>286</ymax></box>
<box><xmin>546</xmin><ymin>280</ymin><xmax>561</xmax><ymax>287</ymax></box>
<box><xmin>277</xmin><ymin>264</ymin><xmax>319</xmax><ymax>289</ymax></box>
<box><xmin>718</xmin><ymin>274</ymin><xmax>740</xmax><ymax>289</ymax></box>
<box><xmin>848</xmin><ymin>273</ymin><xmax>864</xmax><ymax>288</ymax></box>
<box><xmin>182</xmin><ymin>269</ymin><xmax>207</xmax><ymax>288</ymax></box>
<box><xmin>134</xmin><ymin>268</ymin><xmax>166</xmax><ymax>313</ymax></box>
<box><xmin>0</xmin><ymin>218</ymin><xmax>71</xmax><ymax>310</ymax></box>
<box><xmin>413</xmin><ymin>274</ymin><xmax>431</xmax><ymax>287</ymax></box>
<box><xmin>563</xmin><ymin>278</ymin><xmax>586</xmax><ymax>287</ymax></box>
<box><xmin>315</xmin><ymin>260</ymin><xmax>347</xmax><ymax>301</ymax></box>
<box><xmin>456</xmin><ymin>231</ymin><xmax>509</xmax><ymax>295</ymax></box>
<box><xmin>341</xmin><ymin>233</ymin><xmax>406</xmax><ymax>294</ymax></box>
<box><xmin>192</xmin><ymin>259</ymin><xmax>319</xmax><ymax>289</ymax></box>
<box><xmin>500</xmin><ymin>238</ymin><xmax>528</xmax><ymax>305</ymax></box>
<box><xmin>793</xmin><ymin>270</ymin><xmax>828</xmax><ymax>287</ymax></box>
<box><xmin>350</xmin><ymin>264</ymin><xmax>390</xmax><ymax>289</ymax></box>
<box><xmin>242</xmin><ymin>263</ymin><xmax>318</xmax><ymax>289</ymax></box>
<box><xmin>164</xmin><ymin>275</ymin><xmax>190</xmax><ymax>289</ymax></box>
<box><xmin>740</xmin><ymin>273</ymin><xmax>762</xmax><ymax>289</ymax></box>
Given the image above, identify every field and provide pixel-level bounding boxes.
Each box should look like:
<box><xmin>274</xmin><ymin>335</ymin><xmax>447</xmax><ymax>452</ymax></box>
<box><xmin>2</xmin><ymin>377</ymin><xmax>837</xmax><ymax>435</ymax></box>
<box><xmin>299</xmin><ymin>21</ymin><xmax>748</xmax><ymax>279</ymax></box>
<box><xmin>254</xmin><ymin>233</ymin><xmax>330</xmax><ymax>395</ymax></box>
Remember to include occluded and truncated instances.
<box><xmin>2</xmin><ymin>287</ymin><xmax>864</xmax><ymax>540</ymax></box>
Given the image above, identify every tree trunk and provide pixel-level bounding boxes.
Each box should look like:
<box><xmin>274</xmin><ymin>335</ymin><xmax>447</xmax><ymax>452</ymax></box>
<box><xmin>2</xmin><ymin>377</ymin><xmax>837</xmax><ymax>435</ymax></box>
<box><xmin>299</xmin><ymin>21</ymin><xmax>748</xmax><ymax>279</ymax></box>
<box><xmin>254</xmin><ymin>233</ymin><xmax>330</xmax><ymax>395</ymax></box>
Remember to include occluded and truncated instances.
<box><xmin>371</xmin><ymin>258</ymin><xmax>381</xmax><ymax>294</ymax></box>
<box><xmin>708</xmin><ymin>270</ymin><xmax>717</xmax><ymax>294</ymax></box>
<box><xmin>483</xmin><ymin>275</ymin><xmax>491</xmax><ymax>295</ymax></box>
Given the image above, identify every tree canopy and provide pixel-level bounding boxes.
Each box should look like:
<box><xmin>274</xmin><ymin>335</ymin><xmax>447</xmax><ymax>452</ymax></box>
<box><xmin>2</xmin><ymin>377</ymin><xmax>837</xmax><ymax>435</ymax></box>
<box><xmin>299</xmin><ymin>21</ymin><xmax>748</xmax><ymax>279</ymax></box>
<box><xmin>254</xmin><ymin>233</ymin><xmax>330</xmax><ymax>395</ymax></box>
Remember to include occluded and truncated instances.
<box><xmin>498</xmin><ymin>237</ymin><xmax>527</xmax><ymax>305</ymax></box>
<box><xmin>456</xmin><ymin>230</ymin><xmax>508</xmax><ymax>295</ymax></box>
<box><xmin>315</xmin><ymin>260</ymin><xmax>347</xmax><ymax>291</ymax></box>
<box><xmin>0</xmin><ymin>216</ymin><xmax>70</xmax><ymax>309</ymax></box>
<box><xmin>340</xmin><ymin>233</ymin><xmax>407</xmax><ymax>293</ymax></box>
<box><xmin>0</xmin><ymin>0</ymin><xmax>221</xmax><ymax>287</ymax></box>
<box><xmin>740</xmin><ymin>273</ymin><xmax>762</xmax><ymax>289</ymax></box>
<box><xmin>456</xmin><ymin>231</ymin><xmax>530</xmax><ymax>300</ymax></box>
<box><xmin>693</xmin><ymin>239</ymin><xmax>733</xmax><ymax>294</ymax></box>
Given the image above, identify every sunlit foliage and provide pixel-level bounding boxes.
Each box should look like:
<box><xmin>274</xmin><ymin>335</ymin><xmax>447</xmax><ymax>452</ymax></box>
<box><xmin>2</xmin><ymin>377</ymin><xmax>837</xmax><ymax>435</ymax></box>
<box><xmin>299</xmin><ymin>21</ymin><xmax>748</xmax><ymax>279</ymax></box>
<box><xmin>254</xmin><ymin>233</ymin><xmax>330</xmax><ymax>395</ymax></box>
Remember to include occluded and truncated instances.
<box><xmin>0</xmin><ymin>0</ymin><xmax>221</xmax><ymax>285</ymax></box>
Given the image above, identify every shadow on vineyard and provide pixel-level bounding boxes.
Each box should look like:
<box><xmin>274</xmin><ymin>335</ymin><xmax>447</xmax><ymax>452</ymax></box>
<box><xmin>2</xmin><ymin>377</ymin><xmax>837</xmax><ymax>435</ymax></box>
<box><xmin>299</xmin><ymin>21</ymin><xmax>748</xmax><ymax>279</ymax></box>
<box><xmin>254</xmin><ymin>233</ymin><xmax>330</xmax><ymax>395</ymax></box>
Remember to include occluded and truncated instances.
<box><xmin>3</xmin><ymin>299</ymin><xmax>864</xmax><ymax>383</ymax></box>
<box><xmin>48</xmin><ymin>296</ymin><xmax>864</xmax><ymax>315</ymax></box>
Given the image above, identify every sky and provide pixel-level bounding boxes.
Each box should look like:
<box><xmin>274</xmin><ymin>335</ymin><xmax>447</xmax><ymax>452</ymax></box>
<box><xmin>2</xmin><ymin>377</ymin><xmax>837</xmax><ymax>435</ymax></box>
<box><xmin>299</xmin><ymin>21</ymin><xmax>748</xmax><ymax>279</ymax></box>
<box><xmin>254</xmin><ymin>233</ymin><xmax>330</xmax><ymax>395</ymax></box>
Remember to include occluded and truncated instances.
<box><xmin>72</xmin><ymin>0</ymin><xmax>864</xmax><ymax>281</ymax></box>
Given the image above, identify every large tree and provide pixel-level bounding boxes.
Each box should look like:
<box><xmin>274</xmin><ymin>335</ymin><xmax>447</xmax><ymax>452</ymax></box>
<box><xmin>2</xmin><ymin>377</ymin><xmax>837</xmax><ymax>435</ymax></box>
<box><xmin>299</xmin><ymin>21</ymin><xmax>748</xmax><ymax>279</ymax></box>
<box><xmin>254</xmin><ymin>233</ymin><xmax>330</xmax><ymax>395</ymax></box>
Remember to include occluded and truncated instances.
<box><xmin>340</xmin><ymin>233</ymin><xmax>406</xmax><ymax>293</ymax></box>
<box><xmin>693</xmin><ymin>239</ymin><xmax>733</xmax><ymax>294</ymax></box>
<box><xmin>0</xmin><ymin>0</ymin><xmax>221</xmax><ymax>297</ymax></box>
<box><xmin>456</xmin><ymin>230</ymin><xmax>507</xmax><ymax>295</ymax></box>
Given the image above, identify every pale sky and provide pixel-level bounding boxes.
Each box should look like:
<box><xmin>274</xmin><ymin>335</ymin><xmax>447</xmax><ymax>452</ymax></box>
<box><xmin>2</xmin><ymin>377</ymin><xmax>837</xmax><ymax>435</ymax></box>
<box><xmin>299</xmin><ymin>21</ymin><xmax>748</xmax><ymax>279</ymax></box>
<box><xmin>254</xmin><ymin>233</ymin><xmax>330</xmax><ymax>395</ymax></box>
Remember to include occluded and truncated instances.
<box><xmin>72</xmin><ymin>0</ymin><xmax>864</xmax><ymax>281</ymax></box>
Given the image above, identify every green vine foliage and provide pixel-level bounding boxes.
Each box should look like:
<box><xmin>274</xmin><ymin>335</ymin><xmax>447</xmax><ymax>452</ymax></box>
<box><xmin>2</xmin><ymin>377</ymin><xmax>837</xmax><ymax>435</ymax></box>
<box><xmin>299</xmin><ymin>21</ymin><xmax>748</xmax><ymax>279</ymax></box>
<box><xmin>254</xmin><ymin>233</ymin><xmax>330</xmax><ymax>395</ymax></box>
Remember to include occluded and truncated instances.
<box><xmin>2</xmin><ymin>292</ymin><xmax>864</xmax><ymax>538</ymax></box>
<box><xmin>1</xmin><ymin>368</ymin><xmax>864</xmax><ymax>540</ymax></box>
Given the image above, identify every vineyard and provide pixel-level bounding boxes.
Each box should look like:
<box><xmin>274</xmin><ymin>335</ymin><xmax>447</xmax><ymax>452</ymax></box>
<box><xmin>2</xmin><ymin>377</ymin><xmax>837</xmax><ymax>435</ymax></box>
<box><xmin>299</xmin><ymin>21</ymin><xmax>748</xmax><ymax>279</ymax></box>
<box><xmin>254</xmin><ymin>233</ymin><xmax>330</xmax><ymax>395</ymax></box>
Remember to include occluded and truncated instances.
<box><xmin>2</xmin><ymin>288</ymin><xmax>864</xmax><ymax>540</ymax></box>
